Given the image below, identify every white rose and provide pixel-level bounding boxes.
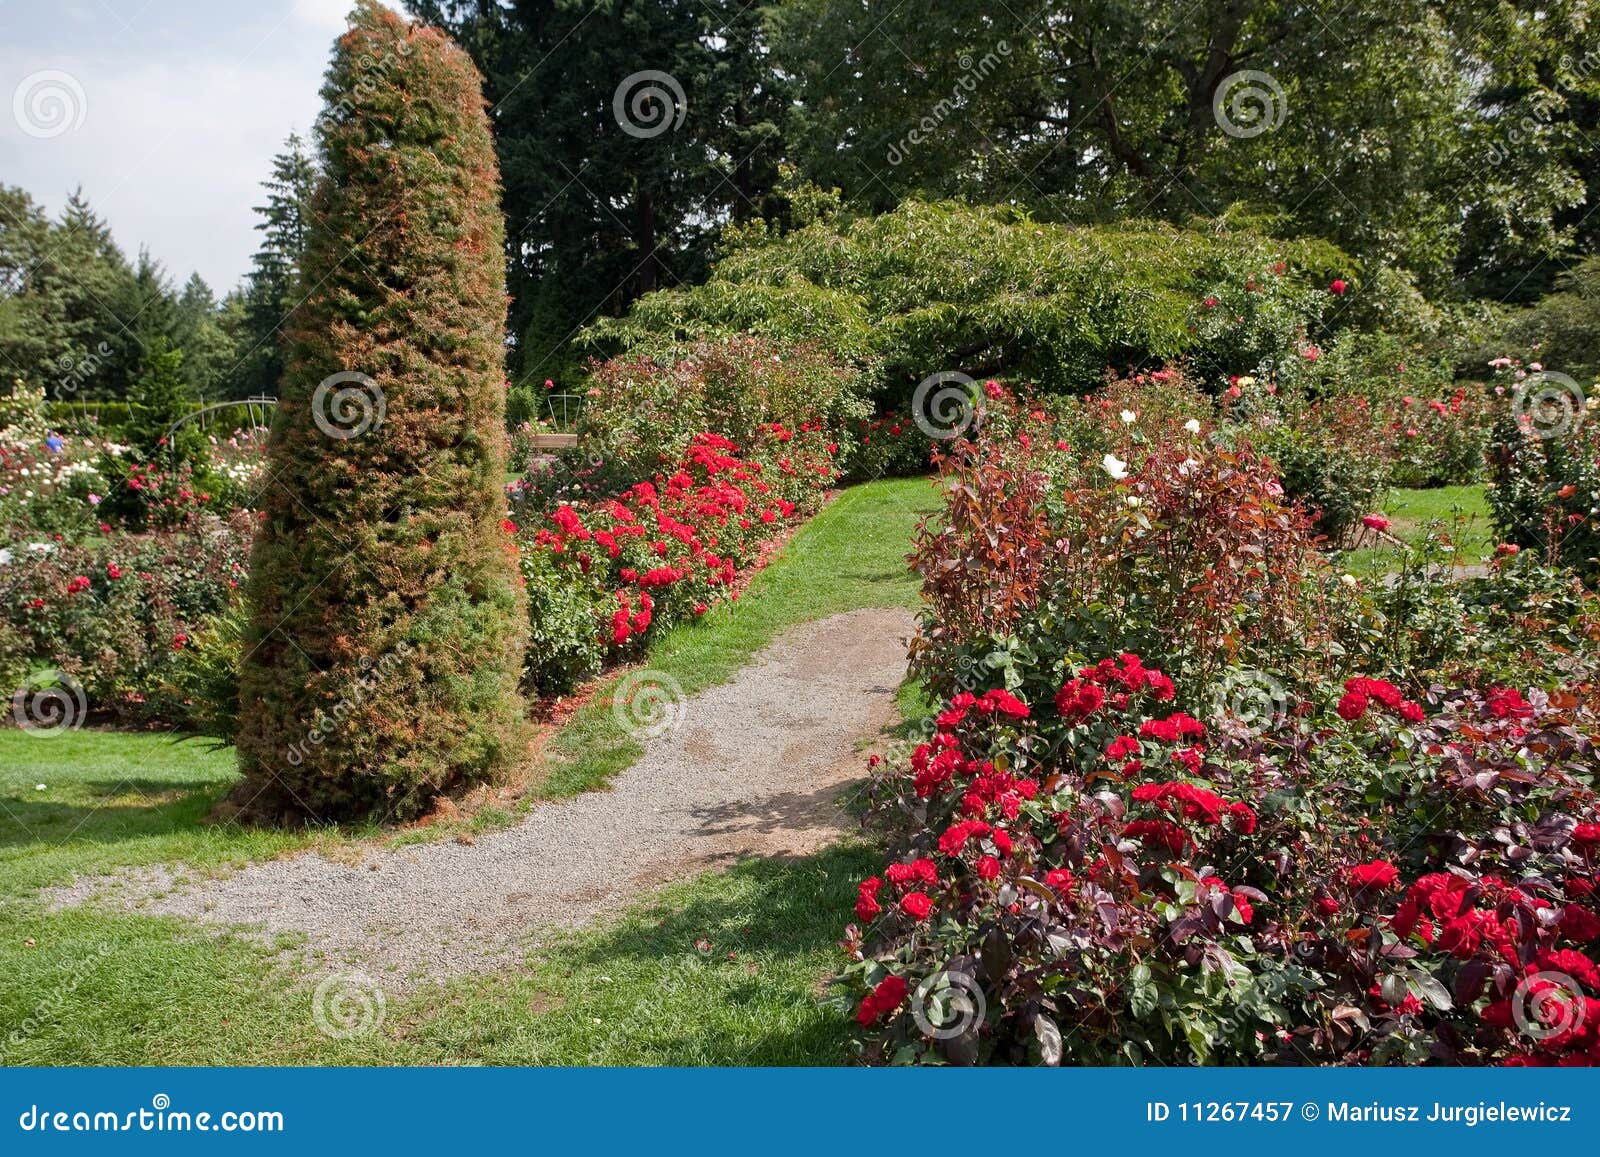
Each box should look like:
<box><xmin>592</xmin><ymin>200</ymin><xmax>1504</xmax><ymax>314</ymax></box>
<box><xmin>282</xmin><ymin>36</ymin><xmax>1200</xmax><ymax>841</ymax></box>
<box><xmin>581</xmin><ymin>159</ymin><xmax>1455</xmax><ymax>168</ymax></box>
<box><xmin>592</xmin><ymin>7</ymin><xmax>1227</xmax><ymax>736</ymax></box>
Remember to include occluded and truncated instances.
<box><xmin>1120</xmin><ymin>409</ymin><xmax>1137</xmax><ymax>424</ymax></box>
<box><xmin>1184</xmin><ymin>419</ymin><xmax>1201</xmax><ymax>433</ymax></box>
<box><xmin>1102</xmin><ymin>453</ymin><xmax>1129</xmax><ymax>480</ymax></box>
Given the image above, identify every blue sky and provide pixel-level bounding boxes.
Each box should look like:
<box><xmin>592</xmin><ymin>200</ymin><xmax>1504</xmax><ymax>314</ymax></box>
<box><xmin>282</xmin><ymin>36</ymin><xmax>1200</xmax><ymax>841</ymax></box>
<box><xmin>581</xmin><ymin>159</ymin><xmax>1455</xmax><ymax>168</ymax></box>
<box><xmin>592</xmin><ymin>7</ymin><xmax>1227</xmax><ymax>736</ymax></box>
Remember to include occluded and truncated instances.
<box><xmin>1</xmin><ymin>0</ymin><xmax>404</xmax><ymax>296</ymax></box>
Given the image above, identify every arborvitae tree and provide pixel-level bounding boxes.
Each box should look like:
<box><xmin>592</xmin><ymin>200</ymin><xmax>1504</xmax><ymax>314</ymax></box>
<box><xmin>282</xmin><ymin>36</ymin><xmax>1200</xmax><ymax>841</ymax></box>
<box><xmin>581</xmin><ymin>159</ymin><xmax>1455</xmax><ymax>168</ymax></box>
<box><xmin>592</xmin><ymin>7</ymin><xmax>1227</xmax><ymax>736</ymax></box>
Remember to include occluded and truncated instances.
<box><xmin>233</xmin><ymin>0</ymin><xmax>528</xmax><ymax>824</ymax></box>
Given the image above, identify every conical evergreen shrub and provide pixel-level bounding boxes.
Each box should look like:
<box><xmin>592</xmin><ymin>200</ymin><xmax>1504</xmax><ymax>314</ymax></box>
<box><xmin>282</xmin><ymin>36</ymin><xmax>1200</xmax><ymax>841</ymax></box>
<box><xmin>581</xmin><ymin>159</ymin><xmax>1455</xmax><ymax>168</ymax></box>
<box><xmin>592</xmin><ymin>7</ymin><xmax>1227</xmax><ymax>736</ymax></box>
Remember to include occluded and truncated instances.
<box><xmin>234</xmin><ymin>0</ymin><xmax>528</xmax><ymax>823</ymax></box>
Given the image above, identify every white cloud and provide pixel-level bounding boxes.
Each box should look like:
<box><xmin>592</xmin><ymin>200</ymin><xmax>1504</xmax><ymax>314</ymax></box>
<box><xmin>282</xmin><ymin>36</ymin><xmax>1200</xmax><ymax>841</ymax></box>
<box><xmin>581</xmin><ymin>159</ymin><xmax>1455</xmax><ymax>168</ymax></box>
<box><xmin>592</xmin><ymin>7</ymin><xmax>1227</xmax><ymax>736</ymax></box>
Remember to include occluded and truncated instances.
<box><xmin>0</xmin><ymin>0</ymin><xmax>409</xmax><ymax>296</ymax></box>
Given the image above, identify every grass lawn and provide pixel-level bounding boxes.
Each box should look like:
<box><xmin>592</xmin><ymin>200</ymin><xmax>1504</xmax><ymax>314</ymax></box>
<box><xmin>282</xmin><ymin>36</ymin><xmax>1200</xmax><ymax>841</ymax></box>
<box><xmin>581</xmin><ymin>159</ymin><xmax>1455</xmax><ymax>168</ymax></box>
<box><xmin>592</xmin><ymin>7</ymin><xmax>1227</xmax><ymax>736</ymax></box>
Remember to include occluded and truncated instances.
<box><xmin>0</xmin><ymin>477</ymin><xmax>938</xmax><ymax>1066</ymax></box>
<box><xmin>1338</xmin><ymin>483</ymin><xmax>1495</xmax><ymax>577</ymax></box>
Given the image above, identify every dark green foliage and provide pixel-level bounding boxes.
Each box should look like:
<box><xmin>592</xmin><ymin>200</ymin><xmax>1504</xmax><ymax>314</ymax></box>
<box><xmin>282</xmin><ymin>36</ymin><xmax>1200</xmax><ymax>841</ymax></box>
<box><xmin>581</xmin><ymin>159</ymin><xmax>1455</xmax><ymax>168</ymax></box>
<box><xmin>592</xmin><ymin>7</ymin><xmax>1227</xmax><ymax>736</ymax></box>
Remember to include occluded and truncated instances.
<box><xmin>1487</xmin><ymin>406</ymin><xmax>1600</xmax><ymax>581</ymax></box>
<box><xmin>410</xmin><ymin>0</ymin><xmax>794</xmax><ymax>387</ymax></box>
<box><xmin>1242</xmin><ymin>397</ymin><xmax>1394</xmax><ymax>543</ymax></box>
<box><xmin>234</xmin><ymin>0</ymin><xmax>529</xmax><ymax>824</ymax></box>
<box><xmin>126</xmin><ymin>338</ymin><xmax>204</xmax><ymax>465</ymax></box>
<box><xmin>774</xmin><ymin>0</ymin><xmax>1594</xmax><ymax>297</ymax></box>
<box><xmin>0</xmin><ymin>187</ymin><xmax>241</xmax><ymax>404</ymax></box>
<box><xmin>589</xmin><ymin>198</ymin><xmax>1390</xmax><ymax>401</ymax></box>
<box><xmin>1497</xmin><ymin>256</ymin><xmax>1600</xmax><ymax>382</ymax></box>
<box><xmin>228</xmin><ymin>133</ymin><xmax>318</xmax><ymax>400</ymax></box>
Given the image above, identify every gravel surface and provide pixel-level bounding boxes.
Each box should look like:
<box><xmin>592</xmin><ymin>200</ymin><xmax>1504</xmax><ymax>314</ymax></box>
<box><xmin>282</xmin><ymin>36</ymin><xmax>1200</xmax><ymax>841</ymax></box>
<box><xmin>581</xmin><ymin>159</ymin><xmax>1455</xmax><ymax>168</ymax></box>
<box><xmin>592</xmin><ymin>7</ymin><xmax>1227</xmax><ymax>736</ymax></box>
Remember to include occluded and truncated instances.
<box><xmin>44</xmin><ymin>608</ymin><xmax>913</xmax><ymax>989</ymax></box>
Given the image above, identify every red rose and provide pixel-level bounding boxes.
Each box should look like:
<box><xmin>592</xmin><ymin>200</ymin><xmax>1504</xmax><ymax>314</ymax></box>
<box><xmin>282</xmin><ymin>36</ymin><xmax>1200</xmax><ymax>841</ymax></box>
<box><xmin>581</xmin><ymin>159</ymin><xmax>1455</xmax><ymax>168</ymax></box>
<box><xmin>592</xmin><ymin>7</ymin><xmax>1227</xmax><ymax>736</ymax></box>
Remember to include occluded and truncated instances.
<box><xmin>1336</xmin><ymin>691</ymin><xmax>1369</xmax><ymax>721</ymax></box>
<box><xmin>1105</xmin><ymin>735</ymin><xmax>1140</xmax><ymax>760</ymax></box>
<box><xmin>854</xmin><ymin>877</ymin><xmax>882</xmax><ymax>922</ymax></box>
<box><xmin>1485</xmin><ymin>687</ymin><xmax>1533</xmax><ymax>720</ymax></box>
<box><xmin>1121</xmin><ymin>819</ymin><xmax>1189</xmax><ymax>854</ymax></box>
<box><xmin>1537</xmin><ymin>948</ymin><xmax>1600</xmax><ymax>989</ymax></box>
<box><xmin>1044</xmin><ymin>868</ymin><xmax>1074</xmax><ymax>891</ymax></box>
<box><xmin>976</xmin><ymin>855</ymin><xmax>1001</xmax><ymax>881</ymax></box>
<box><xmin>900</xmin><ymin>892</ymin><xmax>933</xmax><ymax>920</ymax></box>
<box><xmin>979</xmin><ymin>688</ymin><xmax>1029</xmax><ymax>719</ymax></box>
<box><xmin>1330</xmin><ymin>278</ymin><xmax>1348</xmax><ymax>295</ymax></box>
<box><xmin>1559</xmin><ymin>904</ymin><xmax>1600</xmax><ymax>944</ymax></box>
<box><xmin>856</xmin><ymin>974</ymin><xmax>909</xmax><ymax>1025</ymax></box>
<box><xmin>1346</xmin><ymin>860</ymin><xmax>1400</xmax><ymax>891</ymax></box>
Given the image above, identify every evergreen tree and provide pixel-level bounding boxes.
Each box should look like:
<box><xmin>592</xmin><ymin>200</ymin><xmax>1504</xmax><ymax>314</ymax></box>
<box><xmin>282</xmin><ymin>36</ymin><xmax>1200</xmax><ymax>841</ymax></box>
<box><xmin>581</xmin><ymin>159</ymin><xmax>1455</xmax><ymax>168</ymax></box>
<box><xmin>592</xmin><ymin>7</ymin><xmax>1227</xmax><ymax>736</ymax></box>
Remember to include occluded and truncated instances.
<box><xmin>0</xmin><ymin>188</ymin><xmax>143</xmax><ymax>398</ymax></box>
<box><xmin>409</xmin><ymin>0</ymin><xmax>793</xmax><ymax>385</ymax></box>
<box><xmin>173</xmin><ymin>273</ymin><xmax>239</xmax><ymax>401</ymax></box>
<box><xmin>127</xmin><ymin>337</ymin><xmax>203</xmax><ymax>465</ymax></box>
<box><xmin>0</xmin><ymin>187</ymin><xmax>66</xmax><ymax>391</ymax></box>
<box><xmin>233</xmin><ymin>132</ymin><xmax>318</xmax><ymax>399</ymax></box>
<box><xmin>234</xmin><ymin>0</ymin><xmax>528</xmax><ymax>824</ymax></box>
<box><xmin>55</xmin><ymin>191</ymin><xmax>145</xmax><ymax>397</ymax></box>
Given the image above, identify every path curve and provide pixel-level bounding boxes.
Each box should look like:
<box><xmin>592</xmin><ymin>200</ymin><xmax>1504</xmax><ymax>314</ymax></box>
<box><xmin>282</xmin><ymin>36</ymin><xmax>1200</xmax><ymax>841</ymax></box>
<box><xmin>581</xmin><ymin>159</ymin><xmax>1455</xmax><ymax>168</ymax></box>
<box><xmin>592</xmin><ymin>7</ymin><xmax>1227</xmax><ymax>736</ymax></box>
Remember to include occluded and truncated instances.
<box><xmin>46</xmin><ymin>608</ymin><xmax>913</xmax><ymax>988</ymax></box>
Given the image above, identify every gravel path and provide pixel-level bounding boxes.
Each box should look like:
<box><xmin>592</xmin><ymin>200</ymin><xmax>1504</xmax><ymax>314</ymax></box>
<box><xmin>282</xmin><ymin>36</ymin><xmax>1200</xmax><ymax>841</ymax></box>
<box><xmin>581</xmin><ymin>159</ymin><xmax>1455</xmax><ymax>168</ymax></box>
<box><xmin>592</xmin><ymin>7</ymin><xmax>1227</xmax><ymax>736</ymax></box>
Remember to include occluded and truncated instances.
<box><xmin>44</xmin><ymin>608</ymin><xmax>913</xmax><ymax>989</ymax></box>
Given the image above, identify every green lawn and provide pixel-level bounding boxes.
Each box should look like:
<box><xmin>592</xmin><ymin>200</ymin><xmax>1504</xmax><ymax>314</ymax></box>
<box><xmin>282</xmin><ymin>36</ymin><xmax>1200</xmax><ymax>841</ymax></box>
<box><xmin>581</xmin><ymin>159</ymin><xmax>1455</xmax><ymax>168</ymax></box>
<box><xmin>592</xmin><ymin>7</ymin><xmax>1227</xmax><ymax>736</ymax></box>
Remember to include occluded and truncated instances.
<box><xmin>1338</xmin><ymin>483</ymin><xmax>1495</xmax><ymax>577</ymax></box>
<box><xmin>0</xmin><ymin>477</ymin><xmax>938</xmax><ymax>1066</ymax></box>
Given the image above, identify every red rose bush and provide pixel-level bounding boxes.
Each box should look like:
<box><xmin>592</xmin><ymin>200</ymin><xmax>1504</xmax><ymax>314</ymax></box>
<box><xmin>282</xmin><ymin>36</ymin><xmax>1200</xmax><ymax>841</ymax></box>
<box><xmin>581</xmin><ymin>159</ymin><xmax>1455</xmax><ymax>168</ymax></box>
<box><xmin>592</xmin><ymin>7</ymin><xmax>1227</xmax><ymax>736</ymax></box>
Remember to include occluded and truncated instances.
<box><xmin>836</xmin><ymin>399</ymin><xmax>1600</xmax><ymax>1067</ymax></box>
<box><xmin>512</xmin><ymin>424</ymin><xmax>838</xmax><ymax>692</ymax></box>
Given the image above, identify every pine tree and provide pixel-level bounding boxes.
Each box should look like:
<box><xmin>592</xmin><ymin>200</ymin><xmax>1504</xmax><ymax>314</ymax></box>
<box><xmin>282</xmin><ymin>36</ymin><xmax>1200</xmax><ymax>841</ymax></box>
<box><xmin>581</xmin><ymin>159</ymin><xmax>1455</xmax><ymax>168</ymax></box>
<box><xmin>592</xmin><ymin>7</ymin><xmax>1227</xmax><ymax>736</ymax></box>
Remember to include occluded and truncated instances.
<box><xmin>126</xmin><ymin>337</ymin><xmax>203</xmax><ymax>465</ymax></box>
<box><xmin>233</xmin><ymin>0</ymin><xmax>528</xmax><ymax>824</ymax></box>
<box><xmin>233</xmin><ymin>132</ymin><xmax>318</xmax><ymax>399</ymax></box>
<box><xmin>173</xmin><ymin>273</ymin><xmax>238</xmax><ymax>401</ymax></box>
